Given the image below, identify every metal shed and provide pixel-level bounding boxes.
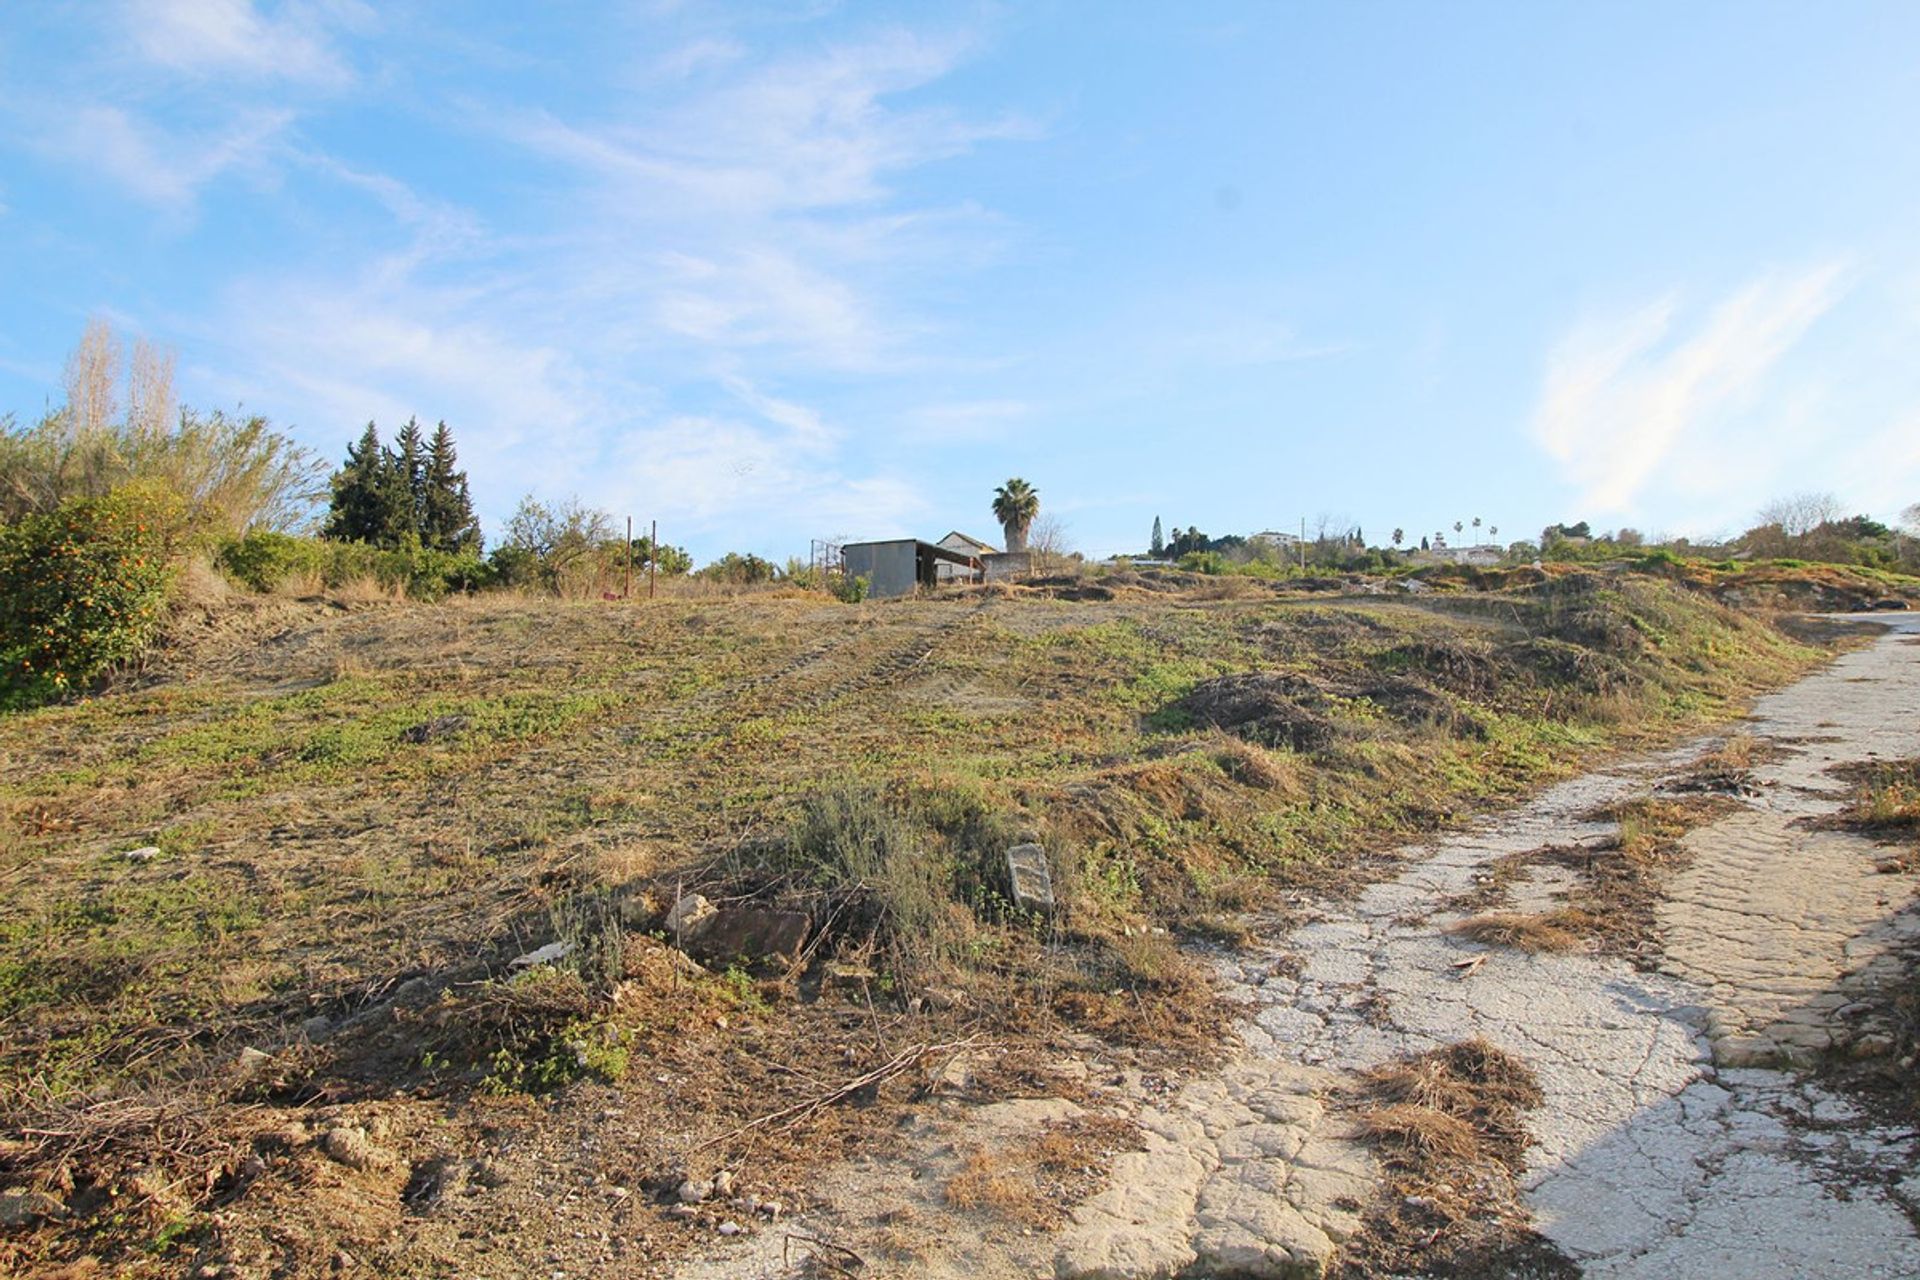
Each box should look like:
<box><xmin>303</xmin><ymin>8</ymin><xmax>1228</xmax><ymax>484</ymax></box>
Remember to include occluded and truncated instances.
<box><xmin>841</xmin><ymin>538</ymin><xmax>982</xmax><ymax>599</ymax></box>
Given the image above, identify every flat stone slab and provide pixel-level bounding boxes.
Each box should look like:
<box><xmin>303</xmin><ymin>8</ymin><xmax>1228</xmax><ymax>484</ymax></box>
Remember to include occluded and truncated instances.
<box><xmin>1054</xmin><ymin>1062</ymin><xmax>1370</xmax><ymax>1280</ymax></box>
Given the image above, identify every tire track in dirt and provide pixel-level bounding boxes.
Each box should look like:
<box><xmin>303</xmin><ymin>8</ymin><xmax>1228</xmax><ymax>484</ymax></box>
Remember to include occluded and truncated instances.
<box><xmin>617</xmin><ymin>600</ymin><xmax>998</xmax><ymax>745</ymax></box>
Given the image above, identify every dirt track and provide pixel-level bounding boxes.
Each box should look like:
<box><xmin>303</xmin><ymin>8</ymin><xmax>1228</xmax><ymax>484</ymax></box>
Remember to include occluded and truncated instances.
<box><xmin>681</xmin><ymin>615</ymin><xmax>1920</xmax><ymax>1279</ymax></box>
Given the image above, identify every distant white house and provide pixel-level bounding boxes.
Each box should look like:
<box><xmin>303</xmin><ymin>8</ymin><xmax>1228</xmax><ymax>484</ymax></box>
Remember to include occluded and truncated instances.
<box><xmin>935</xmin><ymin>531</ymin><xmax>1000</xmax><ymax>582</ymax></box>
<box><xmin>1422</xmin><ymin>543</ymin><xmax>1504</xmax><ymax>567</ymax></box>
<box><xmin>1251</xmin><ymin>529</ymin><xmax>1301</xmax><ymax>549</ymax></box>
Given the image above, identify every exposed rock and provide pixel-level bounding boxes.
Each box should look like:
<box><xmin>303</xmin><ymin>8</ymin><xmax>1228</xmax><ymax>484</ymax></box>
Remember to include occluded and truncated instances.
<box><xmin>933</xmin><ymin>1052</ymin><xmax>974</xmax><ymax>1096</ymax></box>
<box><xmin>1055</xmin><ymin>1063</ymin><xmax>1366</xmax><ymax>1280</ymax></box>
<box><xmin>397</xmin><ymin>715</ymin><xmax>468</xmax><ymax>744</ymax></box>
<box><xmin>123</xmin><ymin>845</ymin><xmax>161</xmax><ymax>862</ymax></box>
<box><xmin>508</xmin><ymin>940</ymin><xmax>575</xmax><ymax>971</ymax></box>
<box><xmin>319</xmin><ymin>1125</ymin><xmax>393</xmax><ymax>1172</ymax></box>
<box><xmin>665</xmin><ymin>893</ymin><xmax>717</xmax><ymax>939</ymax></box>
<box><xmin>127</xmin><ymin>1166</ymin><xmax>191</xmax><ymax>1217</ymax></box>
<box><xmin>677</xmin><ymin>1178</ymin><xmax>712</xmax><ymax>1205</ymax></box>
<box><xmin>684</xmin><ymin>907</ymin><xmax>809</xmax><ymax>966</ymax></box>
<box><xmin>390</xmin><ymin>976</ymin><xmax>438</xmax><ymax>1007</ymax></box>
<box><xmin>1007</xmin><ymin>843</ymin><xmax>1055</xmax><ymax>914</ymax></box>
<box><xmin>0</xmin><ymin>1186</ymin><xmax>65</xmax><ymax>1228</ymax></box>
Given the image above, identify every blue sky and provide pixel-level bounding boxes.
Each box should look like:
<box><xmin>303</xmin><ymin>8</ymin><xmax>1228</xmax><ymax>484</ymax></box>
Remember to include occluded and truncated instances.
<box><xmin>3</xmin><ymin>2</ymin><xmax>1919</xmax><ymax>560</ymax></box>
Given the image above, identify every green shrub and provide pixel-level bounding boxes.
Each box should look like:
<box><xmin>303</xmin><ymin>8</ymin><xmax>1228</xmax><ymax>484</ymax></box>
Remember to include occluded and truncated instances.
<box><xmin>364</xmin><ymin>540</ymin><xmax>488</xmax><ymax>599</ymax></box>
<box><xmin>0</xmin><ymin>486</ymin><xmax>181</xmax><ymax>707</ymax></box>
<box><xmin>697</xmin><ymin>551</ymin><xmax>778</xmax><ymax>585</ymax></box>
<box><xmin>1179</xmin><ymin>550</ymin><xmax>1228</xmax><ymax>575</ymax></box>
<box><xmin>1632</xmin><ymin>548</ymin><xmax>1687</xmax><ymax>575</ymax></box>
<box><xmin>217</xmin><ymin>531</ymin><xmax>488</xmax><ymax>599</ymax></box>
<box><xmin>216</xmin><ymin>530</ymin><xmax>327</xmax><ymax>591</ymax></box>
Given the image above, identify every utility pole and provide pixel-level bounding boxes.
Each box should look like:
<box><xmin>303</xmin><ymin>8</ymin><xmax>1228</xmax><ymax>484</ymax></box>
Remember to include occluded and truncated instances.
<box><xmin>649</xmin><ymin>520</ymin><xmax>658</xmax><ymax>600</ymax></box>
<box><xmin>625</xmin><ymin>516</ymin><xmax>633</xmax><ymax>599</ymax></box>
<box><xmin>1299</xmin><ymin>516</ymin><xmax>1306</xmax><ymax>571</ymax></box>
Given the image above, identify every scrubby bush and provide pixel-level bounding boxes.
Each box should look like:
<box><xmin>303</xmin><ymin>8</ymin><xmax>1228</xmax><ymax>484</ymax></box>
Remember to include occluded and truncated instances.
<box><xmin>216</xmin><ymin>530</ymin><xmax>329</xmax><ymax>591</ymax></box>
<box><xmin>696</xmin><ymin>551</ymin><xmax>778</xmax><ymax>585</ymax></box>
<box><xmin>0</xmin><ymin>406</ymin><xmax>323</xmax><ymax>535</ymax></box>
<box><xmin>1179</xmin><ymin>550</ymin><xmax>1229</xmax><ymax>575</ymax></box>
<box><xmin>219</xmin><ymin>530</ymin><xmax>487</xmax><ymax>598</ymax></box>
<box><xmin>0</xmin><ymin>486</ymin><xmax>181</xmax><ymax>707</ymax></box>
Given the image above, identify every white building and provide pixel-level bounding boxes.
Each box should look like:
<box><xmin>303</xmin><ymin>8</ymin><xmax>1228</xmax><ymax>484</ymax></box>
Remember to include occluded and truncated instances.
<box><xmin>935</xmin><ymin>530</ymin><xmax>1000</xmax><ymax>581</ymax></box>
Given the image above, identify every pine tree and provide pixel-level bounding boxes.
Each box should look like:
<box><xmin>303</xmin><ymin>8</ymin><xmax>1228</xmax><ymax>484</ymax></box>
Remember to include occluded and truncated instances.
<box><xmin>422</xmin><ymin>422</ymin><xmax>481</xmax><ymax>552</ymax></box>
<box><xmin>391</xmin><ymin>417</ymin><xmax>428</xmax><ymax>539</ymax></box>
<box><xmin>1150</xmin><ymin>516</ymin><xmax>1164</xmax><ymax>557</ymax></box>
<box><xmin>323</xmin><ymin>422</ymin><xmax>394</xmax><ymax>543</ymax></box>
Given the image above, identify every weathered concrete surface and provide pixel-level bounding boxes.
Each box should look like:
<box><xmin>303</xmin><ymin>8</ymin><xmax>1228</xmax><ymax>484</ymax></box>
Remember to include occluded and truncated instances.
<box><xmin>1660</xmin><ymin>811</ymin><xmax>1920</xmax><ymax>1066</ymax></box>
<box><xmin>1054</xmin><ymin>1062</ymin><xmax>1373</xmax><ymax>1280</ymax></box>
<box><xmin>1209</xmin><ymin>614</ymin><xmax>1920</xmax><ymax>1280</ymax></box>
<box><xmin>677</xmin><ymin>617</ymin><xmax>1920</xmax><ymax>1280</ymax></box>
<box><xmin>1659</xmin><ymin>616</ymin><xmax>1920</xmax><ymax>1069</ymax></box>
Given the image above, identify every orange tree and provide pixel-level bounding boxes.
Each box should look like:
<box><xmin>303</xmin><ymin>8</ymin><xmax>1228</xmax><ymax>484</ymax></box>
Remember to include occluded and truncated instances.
<box><xmin>0</xmin><ymin>484</ymin><xmax>181</xmax><ymax>709</ymax></box>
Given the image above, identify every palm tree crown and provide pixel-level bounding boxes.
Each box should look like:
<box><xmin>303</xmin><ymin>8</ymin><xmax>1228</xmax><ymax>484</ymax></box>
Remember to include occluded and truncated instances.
<box><xmin>991</xmin><ymin>478</ymin><xmax>1040</xmax><ymax>554</ymax></box>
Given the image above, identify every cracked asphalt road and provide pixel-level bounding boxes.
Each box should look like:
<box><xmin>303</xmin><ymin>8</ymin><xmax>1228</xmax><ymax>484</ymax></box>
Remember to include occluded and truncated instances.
<box><xmin>1209</xmin><ymin>613</ymin><xmax>1920</xmax><ymax>1279</ymax></box>
<box><xmin>693</xmin><ymin>616</ymin><xmax>1920</xmax><ymax>1280</ymax></box>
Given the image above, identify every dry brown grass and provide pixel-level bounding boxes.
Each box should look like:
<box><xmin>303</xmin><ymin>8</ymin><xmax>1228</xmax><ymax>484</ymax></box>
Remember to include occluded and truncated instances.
<box><xmin>944</xmin><ymin>1148</ymin><xmax>1046</xmax><ymax>1224</ymax></box>
<box><xmin>1207</xmin><ymin>731</ymin><xmax>1302</xmax><ymax>793</ymax></box>
<box><xmin>1448</xmin><ymin>908</ymin><xmax>1596</xmax><ymax>954</ymax></box>
<box><xmin>1824</xmin><ymin>757</ymin><xmax>1920</xmax><ymax>871</ymax></box>
<box><xmin>1350</xmin><ymin>1102</ymin><xmax>1482</xmax><ymax>1161</ymax></box>
<box><xmin>1337</xmin><ymin>1039</ymin><xmax>1563</xmax><ymax>1278</ymax></box>
<box><xmin>0</xmin><ymin>577</ymin><xmax>1831</xmax><ymax>1277</ymax></box>
<box><xmin>1435</xmin><ymin>792</ymin><xmax>1737</xmax><ymax>967</ymax></box>
<box><xmin>1612</xmin><ymin>796</ymin><xmax>1706</xmax><ymax>862</ymax></box>
<box><xmin>942</xmin><ymin>1114</ymin><xmax>1141</xmax><ymax>1230</ymax></box>
<box><xmin>326</xmin><ymin>571</ymin><xmax>409</xmax><ymax>603</ymax></box>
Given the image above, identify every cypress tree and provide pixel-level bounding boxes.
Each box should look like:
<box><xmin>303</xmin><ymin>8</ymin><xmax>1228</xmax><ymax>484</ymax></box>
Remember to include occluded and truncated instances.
<box><xmin>323</xmin><ymin>422</ymin><xmax>393</xmax><ymax>543</ymax></box>
<box><xmin>1150</xmin><ymin>515</ymin><xmax>1164</xmax><ymax>557</ymax></box>
<box><xmin>422</xmin><ymin>422</ymin><xmax>481</xmax><ymax>552</ymax></box>
<box><xmin>391</xmin><ymin>417</ymin><xmax>428</xmax><ymax>542</ymax></box>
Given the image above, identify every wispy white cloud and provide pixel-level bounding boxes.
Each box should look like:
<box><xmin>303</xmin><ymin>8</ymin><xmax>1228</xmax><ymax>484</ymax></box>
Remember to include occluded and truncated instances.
<box><xmin>1531</xmin><ymin>263</ymin><xmax>1850</xmax><ymax>515</ymax></box>
<box><xmin>121</xmin><ymin>0</ymin><xmax>365</xmax><ymax>86</ymax></box>
<box><xmin>613</xmin><ymin>412</ymin><xmax>924</xmax><ymax>542</ymax></box>
<box><xmin>504</xmin><ymin>32</ymin><xmax>1022</xmax><ymax>217</ymax></box>
<box><xmin>649</xmin><ymin>247</ymin><xmax>886</xmax><ymax>367</ymax></box>
<box><xmin>538</xmin><ymin>30</ymin><xmax>1021</xmax><ymax>208</ymax></box>
<box><xmin>293</xmin><ymin>153</ymin><xmax>486</xmax><ymax>262</ymax></box>
<box><xmin>38</xmin><ymin>103</ymin><xmax>293</xmax><ymax>210</ymax></box>
<box><xmin>15</xmin><ymin>12</ymin><xmax>1015</xmax><ymax>552</ymax></box>
<box><xmin>489</xmin><ymin>28</ymin><xmax>1033</xmax><ymax>371</ymax></box>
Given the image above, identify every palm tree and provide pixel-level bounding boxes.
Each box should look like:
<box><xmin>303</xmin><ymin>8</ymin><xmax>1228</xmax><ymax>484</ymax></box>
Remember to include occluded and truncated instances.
<box><xmin>1391</xmin><ymin>528</ymin><xmax>1404</xmax><ymax>548</ymax></box>
<box><xmin>1453</xmin><ymin>521</ymin><xmax>1464</xmax><ymax>538</ymax></box>
<box><xmin>1488</xmin><ymin>525</ymin><xmax>1498</xmax><ymax>541</ymax></box>
<box><xmin>991</xmin><ymin>478</ymin><xmax>1040</xmax><ymax>554</ymax></box>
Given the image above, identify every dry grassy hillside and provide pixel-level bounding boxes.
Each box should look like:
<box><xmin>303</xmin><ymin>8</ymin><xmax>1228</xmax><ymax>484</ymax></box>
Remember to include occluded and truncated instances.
<box><xmin>0</xmin><ymin>569</ymin><xmax>1866</xmax><ymax>1275</ymax></box>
